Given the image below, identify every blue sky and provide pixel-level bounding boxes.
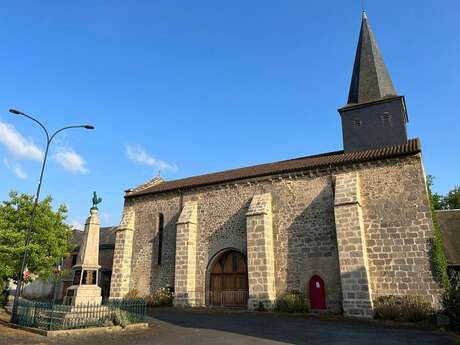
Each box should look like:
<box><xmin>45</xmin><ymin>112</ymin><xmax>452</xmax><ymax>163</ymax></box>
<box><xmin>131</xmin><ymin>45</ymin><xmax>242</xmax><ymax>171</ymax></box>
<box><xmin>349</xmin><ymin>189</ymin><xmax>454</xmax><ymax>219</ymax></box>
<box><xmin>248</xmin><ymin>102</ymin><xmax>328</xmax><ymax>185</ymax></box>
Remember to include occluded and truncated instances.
<box><xmin>0</xmin><ymin>1</ymin><xmax>459</xmax><ymax>228</ymax></box>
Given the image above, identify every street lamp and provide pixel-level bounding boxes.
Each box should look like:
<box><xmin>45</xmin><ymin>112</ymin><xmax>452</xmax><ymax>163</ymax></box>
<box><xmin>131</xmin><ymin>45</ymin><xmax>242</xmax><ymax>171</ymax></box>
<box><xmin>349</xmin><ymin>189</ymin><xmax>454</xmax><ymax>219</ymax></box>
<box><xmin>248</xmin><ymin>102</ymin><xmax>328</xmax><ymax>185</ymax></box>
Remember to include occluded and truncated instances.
<box><xmin>8</xmin><ymin>108</ymin><xmax>94</xmax><ymax>323</ymax></box>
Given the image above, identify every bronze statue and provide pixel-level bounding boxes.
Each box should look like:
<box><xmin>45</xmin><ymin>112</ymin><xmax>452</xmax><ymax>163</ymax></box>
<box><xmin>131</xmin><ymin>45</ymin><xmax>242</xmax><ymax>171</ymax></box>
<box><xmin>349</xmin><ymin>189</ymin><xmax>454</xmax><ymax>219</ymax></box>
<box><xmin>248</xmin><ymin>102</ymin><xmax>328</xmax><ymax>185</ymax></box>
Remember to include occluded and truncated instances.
<box><xmin>91</xmin><ymin>191</ymin><xmax>102</xmax><ymax>210</ymax></box>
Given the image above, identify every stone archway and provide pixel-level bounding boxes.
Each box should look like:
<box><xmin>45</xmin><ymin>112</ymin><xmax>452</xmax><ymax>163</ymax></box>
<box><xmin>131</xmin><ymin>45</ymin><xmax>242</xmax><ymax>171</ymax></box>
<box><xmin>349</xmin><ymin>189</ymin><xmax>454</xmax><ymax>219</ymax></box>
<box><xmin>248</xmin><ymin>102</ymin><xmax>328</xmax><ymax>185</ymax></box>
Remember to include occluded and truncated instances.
<box><xmin>207</xmin><ymin>250</ymin><xmax>248</xmax><ymax>307</ymax></box>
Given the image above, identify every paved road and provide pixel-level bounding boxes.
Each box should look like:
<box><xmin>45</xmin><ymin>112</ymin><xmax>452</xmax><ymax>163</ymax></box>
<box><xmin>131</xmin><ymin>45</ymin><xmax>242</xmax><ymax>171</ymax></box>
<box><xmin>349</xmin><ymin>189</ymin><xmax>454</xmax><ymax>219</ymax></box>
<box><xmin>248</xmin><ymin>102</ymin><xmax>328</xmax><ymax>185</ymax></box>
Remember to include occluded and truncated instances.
<box><xmin>0</xmin><ymin>308</ymin><xmax>454</xmax><ymax>345</ymax></box>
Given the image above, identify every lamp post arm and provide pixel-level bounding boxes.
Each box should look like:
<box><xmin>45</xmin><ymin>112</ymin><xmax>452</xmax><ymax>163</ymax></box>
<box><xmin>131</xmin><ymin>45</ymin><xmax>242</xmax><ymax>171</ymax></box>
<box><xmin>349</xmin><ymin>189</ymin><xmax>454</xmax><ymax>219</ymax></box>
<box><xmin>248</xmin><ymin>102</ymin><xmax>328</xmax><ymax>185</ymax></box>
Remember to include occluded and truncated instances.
<box><xmin>10</xmin><ymin>121</ymin><xmax>91</xmax><ymax>323</ymax></box>
<box><xmin>49</xmin><ymin>125</ymin><xmax>89</xmax><ymax>144</ymax></box>
<box><xmin>16</xmin><ymin>112</ymin><xmax>50</xmax><ymax>143</ymax></box>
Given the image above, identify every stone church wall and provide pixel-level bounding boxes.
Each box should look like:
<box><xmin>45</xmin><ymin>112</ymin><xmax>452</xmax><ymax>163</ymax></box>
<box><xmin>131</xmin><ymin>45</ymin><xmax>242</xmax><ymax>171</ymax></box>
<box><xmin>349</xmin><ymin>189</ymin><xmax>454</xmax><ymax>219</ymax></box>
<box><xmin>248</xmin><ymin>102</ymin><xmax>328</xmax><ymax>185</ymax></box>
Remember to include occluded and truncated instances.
<box><xmin>359</xmin><ymin>154</ymin><xmax>441</xmax><ymax>305</ymax></box>
<box><xmin>117</xmin><ymin>152</ymin><xmax>441</xmax><ymax>313</ymax></box>
<box><xmin>124</xmin><ymin>193</ymin><xmax>181</xmax><ymax>295</ymax></box>
<box><xmin>125</xmin><ymin>172</ymin><xmax>343</xmax><ymax>312</ymax></box>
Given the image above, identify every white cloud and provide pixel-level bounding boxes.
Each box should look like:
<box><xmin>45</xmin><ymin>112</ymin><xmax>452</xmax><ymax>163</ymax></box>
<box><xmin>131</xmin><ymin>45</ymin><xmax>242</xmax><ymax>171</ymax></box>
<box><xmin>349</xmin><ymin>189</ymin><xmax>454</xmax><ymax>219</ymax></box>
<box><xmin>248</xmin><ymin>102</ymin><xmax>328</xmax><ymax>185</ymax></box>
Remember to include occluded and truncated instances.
<box><xmin>100</xmin><ymin>212</ymin><xmax>110</xmax><ymax>221</ymax></box>
<box><xmin>53</xmin><ymin>147</ymin><xmax>88</xmax><ymax>174</ymax></box>
<box><xmin>70</xmin><ymin>219</ymin><xmax>83</xmax><ymax>230</ymax></box>
<box><xmin>125</xmin><ymin>144</ymin><xmax>177</xmax><ymax>173</ymax></box>
<box><xmin>0</xmin><ymin>121</ymin><xmax>43</xmax><ymax>161</ymax></box>
<box><xmin>3</xmin><ymin>158</ymin><xmax>27</xmax><ymax>179</ymax></box>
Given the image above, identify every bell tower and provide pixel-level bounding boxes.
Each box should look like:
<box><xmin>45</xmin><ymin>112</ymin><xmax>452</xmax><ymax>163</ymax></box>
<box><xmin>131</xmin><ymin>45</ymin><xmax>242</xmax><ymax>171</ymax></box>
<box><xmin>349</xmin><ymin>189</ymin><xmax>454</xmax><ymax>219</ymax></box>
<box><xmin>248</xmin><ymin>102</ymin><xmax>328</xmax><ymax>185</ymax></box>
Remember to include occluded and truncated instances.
<box><xmin>338</xmin><ymin>12</ymin><xmax>408</xmax><ymax>152</ymax></box>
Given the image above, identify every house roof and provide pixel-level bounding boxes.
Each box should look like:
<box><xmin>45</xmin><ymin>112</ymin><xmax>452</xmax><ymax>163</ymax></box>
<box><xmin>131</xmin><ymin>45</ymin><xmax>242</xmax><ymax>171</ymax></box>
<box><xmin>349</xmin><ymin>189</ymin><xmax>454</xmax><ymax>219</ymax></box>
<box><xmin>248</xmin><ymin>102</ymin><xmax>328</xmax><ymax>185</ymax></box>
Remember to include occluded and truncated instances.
<box><xmin>70</xmin><ymin>226</ymin><xmax>117</xmax><ymax>251</ymax></box>
<box><xmin>347</xmin><ymin>12</ymin><xmax>397</xmax><ymax>105</ymax></box>
<box><xmin>126</xmin><ymin>138</ymin><xmax>421</xmax><ymax>198</ymax></box>
<box><xmin>436</xmin><ymin>209</ymin><xmax>460</xmax><ymax>265</ymax></box>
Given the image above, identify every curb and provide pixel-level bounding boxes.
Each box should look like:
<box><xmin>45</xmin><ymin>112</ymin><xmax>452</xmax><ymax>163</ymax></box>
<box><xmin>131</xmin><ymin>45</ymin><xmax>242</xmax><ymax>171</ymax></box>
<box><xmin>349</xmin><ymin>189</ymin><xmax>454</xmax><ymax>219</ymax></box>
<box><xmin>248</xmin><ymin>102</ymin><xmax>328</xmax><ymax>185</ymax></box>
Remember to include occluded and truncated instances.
<box><xmin>0</xmin><ymin>319</ymin><xmax>149</xmax><ymax>337</ymax></box>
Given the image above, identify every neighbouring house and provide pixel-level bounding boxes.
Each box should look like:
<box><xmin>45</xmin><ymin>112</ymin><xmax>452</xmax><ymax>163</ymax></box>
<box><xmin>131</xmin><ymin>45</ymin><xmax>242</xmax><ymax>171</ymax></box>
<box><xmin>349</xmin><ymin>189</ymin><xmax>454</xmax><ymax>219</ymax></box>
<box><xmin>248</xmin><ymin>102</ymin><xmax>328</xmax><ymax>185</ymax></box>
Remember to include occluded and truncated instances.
<box><xmin>436</xmin><ymin>209</ymin><xmax>460</xmax><ymax>274</ymax></box>
<box><xmin>108</xmin><ymin>12</ymin><xmax>442</xmax><ymax>318</ymax></box>
<box><xmin>58</xmin><ymin>226</ymin><xmax>116</xmax><ymax>301</ymax></box>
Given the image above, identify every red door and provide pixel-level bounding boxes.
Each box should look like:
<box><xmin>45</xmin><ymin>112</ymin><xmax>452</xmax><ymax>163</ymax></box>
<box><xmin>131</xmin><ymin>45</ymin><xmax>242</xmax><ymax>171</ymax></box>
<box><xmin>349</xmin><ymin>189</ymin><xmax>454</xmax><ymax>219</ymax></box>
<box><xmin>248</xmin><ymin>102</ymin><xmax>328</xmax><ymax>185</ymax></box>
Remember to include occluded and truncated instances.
<box><xmin>309</xmin><ymin>276</ymin><xmax>326</xmax><ymax>310</ymax></box>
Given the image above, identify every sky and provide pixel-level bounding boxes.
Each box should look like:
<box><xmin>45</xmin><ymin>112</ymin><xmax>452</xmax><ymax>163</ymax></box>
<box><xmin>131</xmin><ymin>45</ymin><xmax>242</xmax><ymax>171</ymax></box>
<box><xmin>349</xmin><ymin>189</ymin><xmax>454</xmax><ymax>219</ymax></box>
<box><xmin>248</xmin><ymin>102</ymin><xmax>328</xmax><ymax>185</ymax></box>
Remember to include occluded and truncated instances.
<box><xmin>0</xmin><ymin>1</ymin><xmax>459</xmax><ymax>229</ymax></box>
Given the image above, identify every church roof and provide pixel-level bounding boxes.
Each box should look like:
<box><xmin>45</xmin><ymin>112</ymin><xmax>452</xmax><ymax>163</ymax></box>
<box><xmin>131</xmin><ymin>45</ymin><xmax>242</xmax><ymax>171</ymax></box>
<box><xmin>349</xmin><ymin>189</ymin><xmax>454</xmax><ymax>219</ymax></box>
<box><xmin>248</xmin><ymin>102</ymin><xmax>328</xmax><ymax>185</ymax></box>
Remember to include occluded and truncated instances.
<box><xmin>125</xmin><ymin>138</ymin><xmax>421</xmax><ymax>198</ymax></box>
<box><xmin>347</xmin><ymin>12</ymin><xmax>397</xmax><ymax>105</ymax></box>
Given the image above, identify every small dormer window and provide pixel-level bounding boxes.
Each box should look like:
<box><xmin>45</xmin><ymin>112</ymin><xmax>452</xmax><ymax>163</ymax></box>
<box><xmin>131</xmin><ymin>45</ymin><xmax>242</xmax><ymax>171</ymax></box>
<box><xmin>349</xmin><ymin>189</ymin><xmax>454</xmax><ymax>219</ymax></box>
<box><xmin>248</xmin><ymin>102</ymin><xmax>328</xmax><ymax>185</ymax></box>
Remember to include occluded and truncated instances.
<box><xmin>352</xmin><ymin>119</ymin><xmax>362</xmax><ymax>128</ymax></box>
<box><xmin>381</xmin><ymin>112</ymin><xmax>392</xmax><ymax>126</ymax></box>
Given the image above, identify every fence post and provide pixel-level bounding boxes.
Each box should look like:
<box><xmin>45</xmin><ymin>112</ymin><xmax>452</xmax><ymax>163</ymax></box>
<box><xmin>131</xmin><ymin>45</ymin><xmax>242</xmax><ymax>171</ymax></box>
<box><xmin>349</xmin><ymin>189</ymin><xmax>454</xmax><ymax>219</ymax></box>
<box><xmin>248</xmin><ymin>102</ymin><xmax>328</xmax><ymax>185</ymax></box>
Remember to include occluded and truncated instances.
<box><xmin>32</xmin><ymin>302</ymin><xmax>37</xmax><ymax>327</ymax></box>
<box><xmin>49</xmin><ymin>304</ymin><xmax>54</xmax><ymax>330</ymax></box>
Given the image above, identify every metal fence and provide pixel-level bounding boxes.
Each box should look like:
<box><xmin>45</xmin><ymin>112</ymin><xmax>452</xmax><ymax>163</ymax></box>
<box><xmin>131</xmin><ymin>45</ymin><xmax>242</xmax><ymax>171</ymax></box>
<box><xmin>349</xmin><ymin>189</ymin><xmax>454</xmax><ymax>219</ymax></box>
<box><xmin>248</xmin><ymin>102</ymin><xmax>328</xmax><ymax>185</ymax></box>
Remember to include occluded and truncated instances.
<box><xmin>15</xmin><ymin>299</ymin><xmax>146</xmax><ymax>331</ymax></box>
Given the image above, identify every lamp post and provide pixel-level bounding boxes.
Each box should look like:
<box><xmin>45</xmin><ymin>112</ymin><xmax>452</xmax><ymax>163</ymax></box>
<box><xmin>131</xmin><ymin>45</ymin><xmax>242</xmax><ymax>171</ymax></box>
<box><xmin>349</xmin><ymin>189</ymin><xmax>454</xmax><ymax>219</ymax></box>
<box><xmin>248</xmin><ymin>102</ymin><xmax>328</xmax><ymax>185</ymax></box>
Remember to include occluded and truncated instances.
<box><xmin>8</xmin><ymin>108</ymin><xmax>94</xmax><ymax>323</ymax></box>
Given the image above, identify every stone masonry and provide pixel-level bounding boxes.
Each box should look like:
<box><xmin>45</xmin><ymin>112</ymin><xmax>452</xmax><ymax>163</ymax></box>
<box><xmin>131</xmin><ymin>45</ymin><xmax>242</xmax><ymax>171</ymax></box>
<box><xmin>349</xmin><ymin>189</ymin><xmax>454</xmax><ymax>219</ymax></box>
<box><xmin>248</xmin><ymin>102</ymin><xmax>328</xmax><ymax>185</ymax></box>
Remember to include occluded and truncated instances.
<box><xmin>334</xmin><ymin>172</ymin><xmax>373</xmax><ymax>317</ymax></box>
<box><xmin>111</xmin><ymin>154</ymin><xmax>441</xmax><ymax>315</ymax></box>
<box><xmin>359</xmin><ymin>155</ymin><xmax>442</xmax><ymax>305</ymax></box>
<box><xmin>109</xmin><ymin>207</ymin><xmax>135</xmax><ymax>299</ymax></box>
<box><xmin>174</xmin><ymin>201</ymin><xmax>199</xmax><ymax>307</ymax></box>
<box><xmin>246</xmin><ymin>193</ymin><xmax>276</xmax><ymax>310</ymax></box>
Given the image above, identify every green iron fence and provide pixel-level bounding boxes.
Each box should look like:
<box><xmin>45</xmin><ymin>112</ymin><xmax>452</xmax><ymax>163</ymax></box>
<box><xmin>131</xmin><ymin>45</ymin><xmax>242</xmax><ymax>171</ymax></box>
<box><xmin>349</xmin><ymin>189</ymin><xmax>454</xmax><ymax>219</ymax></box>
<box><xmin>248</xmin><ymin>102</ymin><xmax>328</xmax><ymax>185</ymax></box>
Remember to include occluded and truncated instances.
<box><xmin>15</xmin><ymin>299</ymin><xmax>146</xmax><ymax>331</ymax></box>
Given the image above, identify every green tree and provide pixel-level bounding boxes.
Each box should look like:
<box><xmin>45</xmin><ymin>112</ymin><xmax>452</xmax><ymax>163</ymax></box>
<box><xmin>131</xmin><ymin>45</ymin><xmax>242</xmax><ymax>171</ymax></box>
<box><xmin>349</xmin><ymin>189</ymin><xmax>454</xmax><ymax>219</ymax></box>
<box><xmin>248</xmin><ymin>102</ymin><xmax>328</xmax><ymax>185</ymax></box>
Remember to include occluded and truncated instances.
<box><xmin>426</xmin><ymin>175</ymin><xmax>450</xmax><ymax>289</ymax></box>
<box><xmin>0</xmin><ymin>191</ymin><xmax>73</xmax><ymax>284</ymax></box>
<box><xmin>441</xmin><ymin>186</ymin><xmax>460</xmax><ymax>210</ymax></box>
<box><xmin>426</xmin><ymin>175</ymin><xmax>443</xmax><ymax>210</ymax></box>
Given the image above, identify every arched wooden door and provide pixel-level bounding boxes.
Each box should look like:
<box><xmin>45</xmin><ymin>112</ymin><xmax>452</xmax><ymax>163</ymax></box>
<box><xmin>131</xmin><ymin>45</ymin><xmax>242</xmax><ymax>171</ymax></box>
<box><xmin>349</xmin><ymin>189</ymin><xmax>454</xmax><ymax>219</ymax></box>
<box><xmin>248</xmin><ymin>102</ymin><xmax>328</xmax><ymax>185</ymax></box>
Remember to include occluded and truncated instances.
<box><xmin>309</xmin><ymin>275</ymin><xmax>326</xmax><ymax>310</ymax></box>
<box><xmin>209</xmin><ymin>251</ymin><xmax>248</xmax><ymax>306</ymax></box>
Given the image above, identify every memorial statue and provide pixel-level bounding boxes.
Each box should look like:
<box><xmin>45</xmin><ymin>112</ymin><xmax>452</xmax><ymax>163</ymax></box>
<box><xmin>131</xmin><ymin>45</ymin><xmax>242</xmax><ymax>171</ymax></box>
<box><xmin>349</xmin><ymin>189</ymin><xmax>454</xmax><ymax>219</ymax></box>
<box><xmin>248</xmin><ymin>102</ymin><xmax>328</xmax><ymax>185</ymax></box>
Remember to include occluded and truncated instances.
<box><xmin>91</xmin><ymin>191</ymin><xmax>102</xmax><ymax>210</ymax></box>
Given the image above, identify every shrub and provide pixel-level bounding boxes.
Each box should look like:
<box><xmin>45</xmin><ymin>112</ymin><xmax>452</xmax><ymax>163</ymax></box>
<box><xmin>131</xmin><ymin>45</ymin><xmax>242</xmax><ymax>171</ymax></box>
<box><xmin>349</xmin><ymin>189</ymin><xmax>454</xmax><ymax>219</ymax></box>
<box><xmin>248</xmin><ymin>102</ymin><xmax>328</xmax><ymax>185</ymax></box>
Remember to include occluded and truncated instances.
<box><xmin>275</xmin><ymin>291</ymin><xmax>308</xmax><ymax>313</ymax></box>
<box><xmin>145</xmin><ymin>287</ymin><xmax>174</xmax><ymax>307</ymax></box>
<box><xmin>374</xmin><ymin>295</ymin><xmax>433</xmax><ymax>322</ymax></box>
<box><xmin>124</xmin><ymin>289</ymin><xmax>140</xmax><ymax>300</ymax></box>
<box><xmin>442</xmin><ymin>272</ymin><xmax>460</xmax><ymax>330</ymax></box>
<box><xmin>111</xmin><ymin>309</ymin><xmax>131</xmax><ymax>328</ymax></box>
<box><xmin>255</xmin><ymin>301</ymin><xmax>267</xmax><ymax>312</ymax></box>
<box><xmin>427</xmin><ymin>176</ymin><xmax>450</xmax><ymax>290</ymax></box>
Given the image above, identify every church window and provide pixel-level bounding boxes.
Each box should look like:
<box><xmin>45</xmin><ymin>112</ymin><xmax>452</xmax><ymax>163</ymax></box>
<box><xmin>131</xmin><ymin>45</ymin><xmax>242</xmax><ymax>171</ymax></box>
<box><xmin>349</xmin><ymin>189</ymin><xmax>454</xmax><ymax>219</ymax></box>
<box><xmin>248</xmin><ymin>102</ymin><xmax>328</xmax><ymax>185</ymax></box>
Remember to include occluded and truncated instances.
<box><xmin>352</xmin><ymin>119</ymin><xmax>362</xmax><ymax>128</ymax></box>
<box><xmin>381</xmin><ymin>112</ymin><xmax>392</xmax><ymax>127</ymax></box>
<box><xmin>158</xmin><ymin>213</ymin><xmax>164</xmax><ymax>265</ymax></box>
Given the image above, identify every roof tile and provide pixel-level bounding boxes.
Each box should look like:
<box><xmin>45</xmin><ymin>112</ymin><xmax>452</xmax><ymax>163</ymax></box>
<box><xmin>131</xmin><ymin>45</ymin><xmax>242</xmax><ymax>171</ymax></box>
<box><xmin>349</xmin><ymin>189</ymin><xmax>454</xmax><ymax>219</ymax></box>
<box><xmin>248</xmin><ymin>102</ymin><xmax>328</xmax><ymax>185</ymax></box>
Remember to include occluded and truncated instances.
<box><xmin>126</xmin><ymin>138</ymin><xmax>421</xmax><ymax>198</ymax></box>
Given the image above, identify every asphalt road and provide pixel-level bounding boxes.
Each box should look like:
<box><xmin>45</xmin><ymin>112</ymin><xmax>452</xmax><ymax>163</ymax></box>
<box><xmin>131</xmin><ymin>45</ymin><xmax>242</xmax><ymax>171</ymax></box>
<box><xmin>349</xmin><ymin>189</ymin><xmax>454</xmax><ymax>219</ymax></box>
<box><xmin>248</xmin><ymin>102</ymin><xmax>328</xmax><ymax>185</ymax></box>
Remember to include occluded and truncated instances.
<box><xmin>0</xmin><ymin>308</ymin><xmax>454</xmax><ymax>345</ymax></box>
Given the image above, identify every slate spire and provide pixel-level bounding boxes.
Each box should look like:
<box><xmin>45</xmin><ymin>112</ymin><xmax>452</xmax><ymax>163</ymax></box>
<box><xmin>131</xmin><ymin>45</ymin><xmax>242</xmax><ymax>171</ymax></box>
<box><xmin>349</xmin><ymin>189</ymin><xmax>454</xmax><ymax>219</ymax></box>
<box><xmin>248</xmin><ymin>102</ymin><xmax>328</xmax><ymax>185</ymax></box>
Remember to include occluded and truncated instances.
<box><xmin>347</xmin><ymin>12</ymin><xmax>397</xmax><ymax>104</ymax></box>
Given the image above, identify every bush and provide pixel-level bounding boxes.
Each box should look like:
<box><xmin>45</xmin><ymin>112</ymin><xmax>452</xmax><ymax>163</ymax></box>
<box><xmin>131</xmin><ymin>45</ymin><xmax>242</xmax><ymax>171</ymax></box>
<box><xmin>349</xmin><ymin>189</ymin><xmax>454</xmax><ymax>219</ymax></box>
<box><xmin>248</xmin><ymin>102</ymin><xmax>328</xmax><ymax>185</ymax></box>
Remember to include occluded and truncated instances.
<box><xmin>124</xmin><ymin>289</ymin><xmax>140</xmax><ymax>300</ymax></box>
<box><xmin>112</xmin><ymin>309</ymin><xmax>131</xmax><ymax>328</ymax></box>
<box><xmin>255</xmin><ymin>301</ymin><xmax>267</xmax><ymax>312</ymax></box>
<box><xmin>443</xmin><ymin>289</ymin><xmax>460</xmax><ymax>330</ymax></box>
<box><xmin>145</xmin><ymin>287</ymin><xmax>174</xmax><ymax>307</ymax></box>
<box><xmin>427</xmin><ymin>176</ymin><xmax>450</xmax><ymax>290</ymax></box>
<box><xmin>275</xmin><ymin>291</ymin><xmax>309</xmax><ymax>313</ymax></box>
<box><xmin>374</xmin><ymin>295</ymin><xmax>433</xmax><ymax>322</ymax></box>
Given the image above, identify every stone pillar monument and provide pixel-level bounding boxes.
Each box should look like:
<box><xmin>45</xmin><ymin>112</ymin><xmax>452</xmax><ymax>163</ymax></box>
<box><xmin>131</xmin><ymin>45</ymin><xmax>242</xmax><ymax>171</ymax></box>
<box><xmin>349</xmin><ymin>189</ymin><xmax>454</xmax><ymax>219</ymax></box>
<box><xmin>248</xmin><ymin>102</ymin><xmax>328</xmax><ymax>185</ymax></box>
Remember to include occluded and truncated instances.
<box><xmin>66</xmin><ymin>193</ymin><xmax>103</xmax><ymax>305</ymax></box>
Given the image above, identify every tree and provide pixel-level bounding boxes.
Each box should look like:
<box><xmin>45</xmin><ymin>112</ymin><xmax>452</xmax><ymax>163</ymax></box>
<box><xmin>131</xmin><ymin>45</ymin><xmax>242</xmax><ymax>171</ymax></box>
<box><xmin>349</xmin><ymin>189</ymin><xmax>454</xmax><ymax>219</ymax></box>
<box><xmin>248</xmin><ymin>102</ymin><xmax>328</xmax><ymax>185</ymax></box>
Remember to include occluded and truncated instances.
<box><xmin>427</xmin><ymin>176</ymin><xmax>460</xmax><ymax>210</ymax></box>
<box><xmin>0</xmin><ymin>191</ymin><xmax>73</xmax><ymax>284</ymax></box>
<box><xmin>426</xmin><ymin>175</ymin><xmax>450</xmax><ymax>289</ymax></box>
<box><xmin>427</xmin><ymin>175</ymin><xmax>443</xmax><ymax>210</ymax></box>
<box><xmin>441</xmin><ymin>186</ymin><xmax>460</xmax><ymax>210</ymax></box>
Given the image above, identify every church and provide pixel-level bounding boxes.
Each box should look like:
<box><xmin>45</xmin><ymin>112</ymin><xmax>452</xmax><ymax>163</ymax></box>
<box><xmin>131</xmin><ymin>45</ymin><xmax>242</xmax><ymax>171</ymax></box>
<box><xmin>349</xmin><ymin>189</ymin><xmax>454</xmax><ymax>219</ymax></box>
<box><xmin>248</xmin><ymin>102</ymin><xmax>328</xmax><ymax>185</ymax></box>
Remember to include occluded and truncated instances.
<box><xmin>109</xmin><ymin>13</ymin><xmax>441</xmax><ymax>318</ymax></box>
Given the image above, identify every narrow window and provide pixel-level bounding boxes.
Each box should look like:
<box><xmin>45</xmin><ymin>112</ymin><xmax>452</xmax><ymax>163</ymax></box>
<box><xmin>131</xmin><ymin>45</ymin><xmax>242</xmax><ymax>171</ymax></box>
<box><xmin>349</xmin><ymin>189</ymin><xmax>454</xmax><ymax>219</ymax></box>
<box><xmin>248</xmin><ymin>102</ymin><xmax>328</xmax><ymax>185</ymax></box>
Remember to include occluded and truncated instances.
<box><xmin>381</xmin><ymin>112</ymin><xmax>392</xmax><ymax>127</ymax></box>
<box><xmin>352</xmin><ymin>119</ymin><xmax>362</xmax><ymax>128</ymax></box>
<box><xmin>158</xmin><ymin>213</ymin><xmax>164</xmax><ymax>265</ymax></box>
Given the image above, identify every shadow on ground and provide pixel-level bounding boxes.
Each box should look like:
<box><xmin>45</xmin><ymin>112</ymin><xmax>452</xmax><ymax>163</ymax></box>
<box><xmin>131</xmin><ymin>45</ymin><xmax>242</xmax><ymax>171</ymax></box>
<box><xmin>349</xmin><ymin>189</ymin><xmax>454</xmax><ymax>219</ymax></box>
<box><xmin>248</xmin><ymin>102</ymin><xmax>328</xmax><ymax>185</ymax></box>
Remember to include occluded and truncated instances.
<box><xmin>148</xmin><ymin>308</ymin><xmax>453</xmax><ymax>345</ymax></box>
